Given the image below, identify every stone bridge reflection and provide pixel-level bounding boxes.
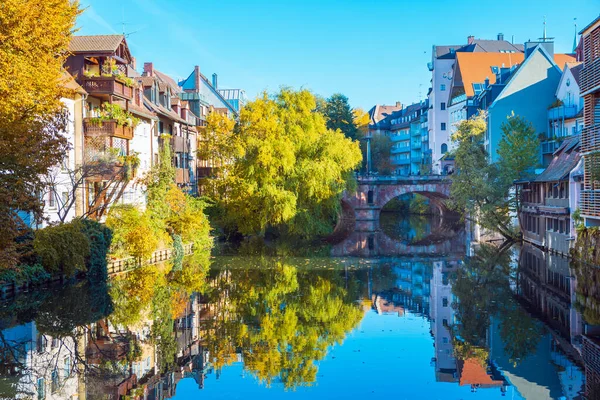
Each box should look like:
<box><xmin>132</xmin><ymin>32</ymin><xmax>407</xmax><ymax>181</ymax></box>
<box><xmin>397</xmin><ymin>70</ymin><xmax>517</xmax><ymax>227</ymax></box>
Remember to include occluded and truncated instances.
<box><xmin>330</xmin><ymin>217</ymin><xmax>466</xmax><ymax>258</ymax></box>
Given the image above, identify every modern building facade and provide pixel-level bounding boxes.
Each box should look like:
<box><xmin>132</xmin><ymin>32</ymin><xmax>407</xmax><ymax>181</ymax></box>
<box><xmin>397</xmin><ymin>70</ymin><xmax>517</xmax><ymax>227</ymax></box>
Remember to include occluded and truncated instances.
<box><xmin>579</xmin><ymin>16</ymin><xmax>600</xmax><ymax>226</ymax></box>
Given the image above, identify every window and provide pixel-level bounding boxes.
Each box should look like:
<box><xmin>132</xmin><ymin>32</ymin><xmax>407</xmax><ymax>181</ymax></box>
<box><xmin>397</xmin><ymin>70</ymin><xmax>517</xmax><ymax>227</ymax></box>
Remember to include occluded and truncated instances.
<box><xmin>440</xmin><ymin>84</ymin><xmax>446</xmax><ymax>91</ymax></box>
<box><xmin>48</xmin><ymin>190</ymin><xmax>56</xmax><ymax>209</ymax></box>
<box><xmin>442</xmin><ymin>297</ymin><xmax>448</xmax><ymax>307</ymax></box>
<box><xmin>442</xmin><ymin>319</ymin><xmax>448</xmax><ymax>327</ymax></box>
<box><xmin>441</xmin><ymin>102</ymin><xmax>446</xmax><ymax>111</ymax></box>
<box><xmin>51</xmin><ymin>369</ymin><xmax>59</xmax><ymax>393</ymax></box>
<box><xmin>441</xmin><ymin>123</ymin><xmax>446</xmax><ymax>131</ymax></box>
<box><xmin>61</xmin><ymin>153</ymin><xmax>69</xmax><ymax>171</ymax></box>
<box><xmin>64</xmin><ymin>357</ymin><xmax>71</xmax><ymax>377</ymax></box>
<box><xmin>62</xmin><ymin>192</ymin><xmax>68</xmax><ymax>207</ymax></box>
<box><xmin>37</xmin><ymin>378</ymin><xmax>45</xmax><ymax>400</ymax></box>
<box><xmin>443</xmin><ymin>337</ymin><xmax>449</xmax><ymax>344</ymax></box>
<box><xmin>367</xmin><ymin>190</ymin><xmax>374</xmax><ymax>205</ymax></box>
<box><xmin>441</xmin><ymin>143</ymin><xmax>448</xmax><ymax>154</ymax></box>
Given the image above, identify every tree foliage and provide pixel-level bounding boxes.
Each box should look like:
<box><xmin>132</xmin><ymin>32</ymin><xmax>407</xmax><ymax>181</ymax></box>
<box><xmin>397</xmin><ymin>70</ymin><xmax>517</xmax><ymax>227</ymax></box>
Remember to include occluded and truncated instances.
<box><xmin>205</xmin><ymin>88</ymin><xmax>362</xmax><ymax>237</ymax></box>
<box><xmin>33</xmin><ymin>221</ymin><xmax>90</xmax><ymax>277</ymax></box>
<box><xmin>324</xmin><ymin>93</ymin><xmax>359</xmax><ymax>140</ymax></box>
<box><xmin>106</xmin><ymin>205</ymin><xmax>158</xmax><ymax>262</ymax></box>
<box><xmin>449</xmin><ymin>112</ymin><xmax>538</xmax><ymax>240</ymax></box>
<box><xmin>0</xmin><ymin>0</ymin><xmax>80</xmax><ymax>268</ymax></box>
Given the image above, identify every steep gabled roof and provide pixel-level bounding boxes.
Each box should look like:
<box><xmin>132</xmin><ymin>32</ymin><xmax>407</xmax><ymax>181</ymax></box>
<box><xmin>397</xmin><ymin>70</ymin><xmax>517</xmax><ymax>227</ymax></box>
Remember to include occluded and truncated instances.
<box><xmin>69</xmin><ymin>35</ymin><xmax>125</xmax><ymax>53</ymax></box>
<box><xmin>454</xmin><ymin>52</ymin><xmax>525</xmax><ymax>96</ymax></box>
<box><xmin>535</xmin><ymin>136</ymin><xmax>580</xmax><ymax>182</ymax></box>
<box><xmin>490</xmin><ymin>45</ymin><xmax>565</xmax><ymax>109</ymax></box>
<box><xmin>154</xmin><ymin>70</ymin><xmax>181</xmax><ymax>94</ymax></box>
<box><xmin>570</xmin><ymin>63</ymin><xmax>583</xmax><ymax>86</ymax></box>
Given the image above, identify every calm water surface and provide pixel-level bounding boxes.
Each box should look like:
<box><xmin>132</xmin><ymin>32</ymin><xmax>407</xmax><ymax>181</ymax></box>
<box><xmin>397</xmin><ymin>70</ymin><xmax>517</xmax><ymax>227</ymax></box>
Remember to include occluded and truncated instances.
<box><xmin>0</xmin><ymin>213</ymin><xmax>591</xmax><ymax>399</ymax></box>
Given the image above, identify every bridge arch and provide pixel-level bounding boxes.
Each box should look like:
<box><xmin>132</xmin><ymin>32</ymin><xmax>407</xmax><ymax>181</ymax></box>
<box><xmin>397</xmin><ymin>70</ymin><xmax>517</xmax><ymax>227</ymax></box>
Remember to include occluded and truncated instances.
<box><xmin>341</xmin><ymin>175</ymin><xmax>452</xmax><ymax>232</ymax></box>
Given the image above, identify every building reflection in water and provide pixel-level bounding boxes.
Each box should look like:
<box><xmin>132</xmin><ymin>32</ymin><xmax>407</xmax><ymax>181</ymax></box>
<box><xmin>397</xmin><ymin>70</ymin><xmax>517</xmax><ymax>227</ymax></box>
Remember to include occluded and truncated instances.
<box><xmin>2</xmin><ymin>222</ymin><xmax>600</xmax><ymax>399</ymax></box>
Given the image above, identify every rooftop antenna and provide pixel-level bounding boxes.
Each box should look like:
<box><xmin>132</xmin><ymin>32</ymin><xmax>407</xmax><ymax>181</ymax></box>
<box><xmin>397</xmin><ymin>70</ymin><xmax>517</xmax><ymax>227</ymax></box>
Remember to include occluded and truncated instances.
<box><xmin>118</xmin><ymin>7</ymin><xmax>140</xmax><ymax>38</ymax></box>
<box><xmin>539</xmin><ymin>15</ymin><xmax>554</xmax><ymax>42</ymax></box>
<box><xmin>573</xmin><ymin>18</ymin><xmax>578</xmax><ymax>53</ymax></box>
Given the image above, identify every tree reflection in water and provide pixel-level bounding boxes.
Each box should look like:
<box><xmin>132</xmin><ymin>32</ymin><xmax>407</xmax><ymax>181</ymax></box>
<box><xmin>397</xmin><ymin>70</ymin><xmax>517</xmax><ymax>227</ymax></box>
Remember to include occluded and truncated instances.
<box><xmin>203</xmin><ymin>256</ymin><xmax>363</xmax><ymax>389</ymax></box>
<box><xmin>450</xmin><ymin>243</ymin><xmax>545</xmax><ymax>368</ymax></box>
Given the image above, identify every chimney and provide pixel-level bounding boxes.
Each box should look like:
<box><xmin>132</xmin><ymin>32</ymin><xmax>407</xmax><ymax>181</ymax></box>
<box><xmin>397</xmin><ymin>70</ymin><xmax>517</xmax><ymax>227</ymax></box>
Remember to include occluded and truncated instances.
<box><xmin>467</xmin><ymin>35</ymin><xmax>475</xmax><ymax>45</ymax></box>
<box><xmin>396</xmin><ymin>101</ymin><xmax>402</xmax><ymax>108</ymax></box>
<box><xmin>143</xmin><ymin>62</ymin><xmax>153</xmax><ymax>77</ymax></box>
<box><xmin>497</xmin><ymin>33</ymin><xmax>504</xmax><ymax>41</ymax></box>
<box><xmin>194</xmin><ymin>66</ymin><xmax>200</xmax><ymax>90</ymax></box>
<box><xmin>484</xmin><ymin>77</ymin><xmax>490</xmax><ymax>88</ymax></box>
<box><xmin>212</xmin><ymin>73</ymin><xmax>218</xmax><ymax>89</ymax></box>
<box><xmin>130</xmin><ymin>57</ymin><xmax>136</xmax><ymax>70</ymax></box>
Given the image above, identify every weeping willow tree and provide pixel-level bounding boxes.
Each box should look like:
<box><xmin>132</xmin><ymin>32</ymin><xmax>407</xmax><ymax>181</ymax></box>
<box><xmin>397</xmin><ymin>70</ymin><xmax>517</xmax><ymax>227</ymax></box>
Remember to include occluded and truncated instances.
<box><xmin>203</xmin><ymin>88</ymin><xmax>362</xmax><ymax>237</ymax></box>
<box><xmin>570</xmin><ymin>228</ymin><xmax>600</xmax><ymax>325</ymax></box>
<box><xmin>202</xmin><ymin>260</ymin><xmax>364</xmax><ymax>389</ymax></box>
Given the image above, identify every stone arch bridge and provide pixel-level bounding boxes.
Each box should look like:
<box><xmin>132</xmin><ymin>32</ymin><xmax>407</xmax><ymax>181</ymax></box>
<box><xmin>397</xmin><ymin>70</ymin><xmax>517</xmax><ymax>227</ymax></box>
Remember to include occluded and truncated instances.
<box><xmin>341</xmin><ymin>175</ymin><xmax>452</xmax><ymax>231</ymax></box>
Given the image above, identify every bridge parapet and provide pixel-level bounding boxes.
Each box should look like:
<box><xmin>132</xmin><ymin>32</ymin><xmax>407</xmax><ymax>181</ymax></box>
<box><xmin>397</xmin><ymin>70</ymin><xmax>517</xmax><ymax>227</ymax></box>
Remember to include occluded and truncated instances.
<box><xmin>356</xmin><ymin>174</ymin><xmax>451</xmax><ymax>185</ymax></box>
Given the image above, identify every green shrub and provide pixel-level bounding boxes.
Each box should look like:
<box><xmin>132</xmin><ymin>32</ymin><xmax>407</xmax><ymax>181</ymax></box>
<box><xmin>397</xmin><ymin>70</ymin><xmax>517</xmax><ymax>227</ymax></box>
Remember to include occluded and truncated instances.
<box><xmin>0</xmin><ymin>264</ymin><xmax>50</xmax><ymax>285</ymax></box>
<box><xmin>33</xmin><ymin>221</ymin><xmax>90</xmax><ymax>277</ymax></box>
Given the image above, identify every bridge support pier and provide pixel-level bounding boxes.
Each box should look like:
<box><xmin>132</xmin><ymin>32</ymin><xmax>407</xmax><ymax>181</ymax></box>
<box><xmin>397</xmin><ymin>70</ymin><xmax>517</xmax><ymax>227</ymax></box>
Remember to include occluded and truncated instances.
<box><xmin>353</xmin><ymin>206</ymin><xmax>381</xmax><ymax>232</ymax></box>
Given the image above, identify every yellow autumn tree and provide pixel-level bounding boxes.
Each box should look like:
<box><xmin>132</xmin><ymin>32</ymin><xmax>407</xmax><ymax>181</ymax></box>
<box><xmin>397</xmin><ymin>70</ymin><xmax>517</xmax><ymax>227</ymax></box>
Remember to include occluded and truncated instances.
<box><xmin>0</xmin><ymin>0</ymin><xmax>81</xmax><ymax>268</ymax></box>
<box><xmin>206</xmin><ymin>88</ymin><xmax>362</xmax><ymax>237</ymax></box>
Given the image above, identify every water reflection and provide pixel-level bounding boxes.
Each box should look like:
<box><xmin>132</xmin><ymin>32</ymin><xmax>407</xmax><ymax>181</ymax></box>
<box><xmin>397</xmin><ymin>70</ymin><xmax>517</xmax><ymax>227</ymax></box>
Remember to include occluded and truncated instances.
<box><xmin>0</xmin><ymin>215</ymin><xmax>597</xmax><ymax>399</ymax></box>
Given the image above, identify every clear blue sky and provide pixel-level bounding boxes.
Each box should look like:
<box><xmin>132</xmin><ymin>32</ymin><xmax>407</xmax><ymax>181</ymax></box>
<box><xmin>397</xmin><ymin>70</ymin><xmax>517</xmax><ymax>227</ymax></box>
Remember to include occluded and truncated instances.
<box><xmin>77</xmin><ymin>0</ymin><xmax>599</xmax><ymax>110</ymax></box>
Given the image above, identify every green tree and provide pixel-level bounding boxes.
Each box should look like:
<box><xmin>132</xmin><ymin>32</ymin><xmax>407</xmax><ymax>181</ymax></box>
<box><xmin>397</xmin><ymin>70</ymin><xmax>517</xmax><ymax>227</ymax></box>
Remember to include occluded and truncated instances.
<box><xmin>324</xmin><ymin>93</ymin><xmax>359</xmax><ymax>140</ymax></box>
<box><xmin>370</xmin><ymin>134</ymin><xmax>393</xmax><ymax>174</ymax></box>
<box><xmin>33</xmin><ymin>221</ymin><xmax>90</xmax><ymax>277</ymax></box>
<box><xmin>0</xmin><ymin>0</ymin><xmax>81</xmax><ymax>268</ymax></box>
<box><xmin>450</xmin><ymin>112</ymin><xmax>537</xmax><ymax>240</ymax></box>
<box><xmin>209</xmin><ymin>88</ymin><xmax>362</xmax><ymax>237</ymax></box>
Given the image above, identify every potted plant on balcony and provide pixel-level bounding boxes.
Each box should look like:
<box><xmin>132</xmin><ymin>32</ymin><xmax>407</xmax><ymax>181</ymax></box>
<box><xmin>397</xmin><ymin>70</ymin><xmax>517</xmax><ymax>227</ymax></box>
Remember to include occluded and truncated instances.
<box><xmin>89</xmin><ymin>103</ymin><xmax>140</xmax><ymax>129</ymax></box>
<box><xmin>547</xmin><ymin>98</ymin><xmax>564</xmax><ymax>110</ymax></box>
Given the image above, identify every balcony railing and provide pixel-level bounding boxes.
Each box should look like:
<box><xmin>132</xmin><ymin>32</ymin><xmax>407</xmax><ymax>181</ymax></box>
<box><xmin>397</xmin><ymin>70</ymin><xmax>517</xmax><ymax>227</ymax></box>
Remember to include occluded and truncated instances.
<box><xmin>548</xmin><ymin>105</ymin><xmax>579</xmax><ymax>121</ymax></box>
<box><xmin>581</xmin><ymin>124</ymin><xmax>600</xmax><ymax>153</ymax></box>
<box><xmin>581</xmin><ymin>190</ymin><xmax>600</xmax><ymax>217</ymax></box>
<box><xmin>171</xmin><ymin>136</ymin><xmax>191</xmax><ymax>153</ymax></box>
<box><xmin>580</xmin><ymin>57</ymin><xmax>600</xmax><ymax>94</ymax></box>
<box><xmin>83</xmin><ymin>118</ymin><xmax>134</xmax><ymax>140</ymax></box>
<box><xmin>81</xmin><ymin>76</ymin><xmax>133</xmax><ymax>100</ymax></box>
<box><xmin>175</xmin><ymin>168</ymin><xmax>190</xmax><ymax>184</ymax></box>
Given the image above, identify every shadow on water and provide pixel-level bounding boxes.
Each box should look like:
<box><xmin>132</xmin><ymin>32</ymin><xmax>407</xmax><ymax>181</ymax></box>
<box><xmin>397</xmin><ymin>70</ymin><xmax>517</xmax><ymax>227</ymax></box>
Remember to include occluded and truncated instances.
<box><xmin>2</xmin><ymin>223</ymin><xmax>599</xmax><ymax>399</ymax></box>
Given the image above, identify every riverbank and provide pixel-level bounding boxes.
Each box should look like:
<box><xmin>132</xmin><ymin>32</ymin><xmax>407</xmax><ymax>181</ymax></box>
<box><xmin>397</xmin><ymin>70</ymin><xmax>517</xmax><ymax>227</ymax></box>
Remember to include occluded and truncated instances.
<box><xmin>0</xmin><ymin>242</ymin><xmax>194</xmax><ymax>301</ymax></box>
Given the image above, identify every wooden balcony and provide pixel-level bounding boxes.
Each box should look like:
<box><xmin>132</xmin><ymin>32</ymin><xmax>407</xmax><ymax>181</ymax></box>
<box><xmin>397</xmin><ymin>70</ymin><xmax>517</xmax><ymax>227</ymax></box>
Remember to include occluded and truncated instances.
<box><xmin>582</xmin><ymin>124</ymin><xmax>600</xmax><ymax>154</ymax></box>
<box><xmin>81</xmin><ymin>76</ymin><xmax>133</xmax><ymax>100</ymax></box>
<box><xmin>581</xmin><ymin>190</ymin><xmax>600</xmax><ymax>217</ymax></box>
<box><xmin>171</xmin><ymin>136</ymin><xmax>190</xmax><ymax>153</ymax></box>
<box><xmin>84</xmin><ymin>118</ymin><xmax>133</xmax><ymax>140</ymax></box>
<box><xmin>175</xmin><ymin>168</ymin><xmax>190</xmax><ymax>184</ymax></box>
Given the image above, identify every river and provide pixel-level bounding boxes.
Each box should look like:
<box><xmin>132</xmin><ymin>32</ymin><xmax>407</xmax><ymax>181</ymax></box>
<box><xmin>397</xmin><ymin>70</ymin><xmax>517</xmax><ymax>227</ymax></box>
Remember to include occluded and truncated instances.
<box><xmin>0</xmin><ymin>213</ymin><xmax>593</xmax><ymax>399</ymax></box>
